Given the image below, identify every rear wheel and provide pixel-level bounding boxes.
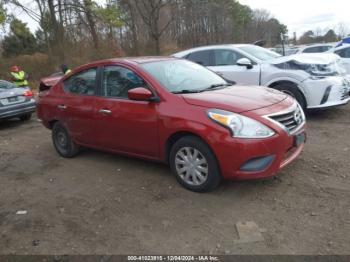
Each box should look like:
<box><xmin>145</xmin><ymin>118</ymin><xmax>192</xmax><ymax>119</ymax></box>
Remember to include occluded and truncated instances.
<box><xmin>20</xmin><ymin>114</ymin><xmax>32</xmax><ymax>121</ymax></box>
<box><xmin>272</xmin><ymin>83</ymin><xmax>306</xmax><ymax>109</ymax></box>
<box><xmin>169</xmin><ymin>136</ymin><xmax>221</xmax><ymax>192</ymax></box>
<box><xmin>52</xmin><ymin>122</ymin><xmax>80</xmax><ymax>158</ymax></box>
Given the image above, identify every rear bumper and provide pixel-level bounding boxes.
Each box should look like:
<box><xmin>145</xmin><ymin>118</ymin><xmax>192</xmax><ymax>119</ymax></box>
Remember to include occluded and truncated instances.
<box><xmin>0</xmin><ymin>100</ymin><xmax>36</xmax><ymax>119</ymax></box>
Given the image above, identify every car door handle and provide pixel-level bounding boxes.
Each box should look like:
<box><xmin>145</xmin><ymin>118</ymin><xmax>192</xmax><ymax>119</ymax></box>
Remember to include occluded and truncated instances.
<box><xmin>57</xmin><ymin>104</ymin><xmax>66</xmax><ymax>110</ymax></box>
<box><xmin>99</xmin><ymin>109</ymin><xmax>112</xmax><ymax>114</ymax></box>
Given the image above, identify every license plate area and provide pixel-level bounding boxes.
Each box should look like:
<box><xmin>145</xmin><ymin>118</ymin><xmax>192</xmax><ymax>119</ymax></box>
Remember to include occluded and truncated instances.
<box><xmin>1</xmin><ymin>96</ymin><xmax>25</xmax><ymax>105</ymax></box>
<box><xmin>8</xmin><ymin>97</ymin><xmax>18</xmax><ymax>103</ymax></box>
<box><xmin>293</xmin><ymin>132</ymin><xmax>306</xmax><ymax>147</ymax></box>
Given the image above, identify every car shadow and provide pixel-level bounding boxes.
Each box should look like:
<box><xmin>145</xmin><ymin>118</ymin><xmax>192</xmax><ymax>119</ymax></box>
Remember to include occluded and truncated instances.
<box><xmin>0</xmin><ymin>118</ymin><xmax>29</xmax><ymax>130</ymax></box>
<box><xmin>76</xmin><ymin>147</ymin><xmax>278</xmax><ymax>194</ymax></box>
<box><xmin>305</xmin><ymin>105</ymin><xmax>349</xmax><ymax>121</ymax></box>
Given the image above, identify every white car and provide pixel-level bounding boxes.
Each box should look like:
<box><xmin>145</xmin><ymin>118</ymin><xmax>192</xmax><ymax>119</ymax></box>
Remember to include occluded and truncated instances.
<box><xmin>331</xmin><ymin>44</ymin><xmax>350</xmax><ymax>74</ymax></box>
<box><xmin>288</xmin><ymin>43</ymin><xmax>336</xmax><ymax>55</ymax></box>
<box><xmin>173</xmin><ymin>44</ymin><xmax>350</xmax><ymax>109</ymax></box>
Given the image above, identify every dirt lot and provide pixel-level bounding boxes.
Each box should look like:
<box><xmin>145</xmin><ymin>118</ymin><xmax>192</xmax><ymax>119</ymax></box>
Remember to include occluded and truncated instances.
<box><xmin>0</xmin><ymin>105</ymin><xmax>350</xmax><ymax>255</ymax></box>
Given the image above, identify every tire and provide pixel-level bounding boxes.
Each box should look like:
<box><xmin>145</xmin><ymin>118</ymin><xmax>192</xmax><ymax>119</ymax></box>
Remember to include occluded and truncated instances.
<box><xmin>20</xmin><ymin>114</ymin><xmax>32</xmax><ymax>121</ymax></box>
<box><xmin>52</xmin><ymin>122</ymin><xmax>80</xmax><ymax>158</ymax></box>
<box><xmin>169</xmin><ymin>136</ymin><xmax>221</xmax><ymax>192</ymax></box>
<box><xmin>272</xmin><ymin>83</ymin><xmax>306</xmax><ymax>109</ymax></box>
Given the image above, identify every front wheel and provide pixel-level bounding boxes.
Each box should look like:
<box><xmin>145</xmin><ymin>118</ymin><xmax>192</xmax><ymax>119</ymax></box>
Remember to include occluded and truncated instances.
<box><xmin>52</xmin><ymin>122</ymin><xmax>80</xmax><ymax>158</ymax></box>
<box><xmin>169</xmin><ymin>136</ymin><xmax>221</xmax><ymax>192</ymax></box>
<box><xmin>273</xmin><ymin>83</ymin><xmax>306</xmax><ymax>109</ymax></box>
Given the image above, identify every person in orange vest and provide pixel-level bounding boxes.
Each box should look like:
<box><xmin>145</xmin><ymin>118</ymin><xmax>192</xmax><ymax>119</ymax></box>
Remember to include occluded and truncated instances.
<box><xmin>10</xmin><ymin>65</ymin><xmax>29</xmax><ymax>87</ymax></box>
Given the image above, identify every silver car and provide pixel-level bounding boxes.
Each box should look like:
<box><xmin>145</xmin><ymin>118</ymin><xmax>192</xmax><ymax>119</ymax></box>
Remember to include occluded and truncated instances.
<box><xmin>173</xmin><ymin>44</ymin><xmax>350</xmax><ymax>110</ymax></box>
<box><xmin>0</xmin><ymin>80</ymin><xmax>36</xmax><ymax>121</ymax></box>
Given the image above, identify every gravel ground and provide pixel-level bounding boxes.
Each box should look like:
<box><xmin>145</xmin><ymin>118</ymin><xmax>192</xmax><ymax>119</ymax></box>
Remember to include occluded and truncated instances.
<box><xmin>0</xmin><ymin>104</ymin><xmax>349</xmax><ymax>255</ymax></box>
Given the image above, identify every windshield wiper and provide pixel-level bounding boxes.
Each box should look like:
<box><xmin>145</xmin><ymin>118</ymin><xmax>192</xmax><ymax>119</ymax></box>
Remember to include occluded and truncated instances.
<box><xmin>200</xmin><ymin>83</ymin><xmax>230</xmax><ymax>91</ymax></box>
<box><xmin>172</xmin><ymin>83</ymin><xmax>230</xmax><ymax>94</ymax></box>
<box><xmin>172</xmin><ymin>89</ymin><xmax>201</xmax><ymax>94</ymax></box>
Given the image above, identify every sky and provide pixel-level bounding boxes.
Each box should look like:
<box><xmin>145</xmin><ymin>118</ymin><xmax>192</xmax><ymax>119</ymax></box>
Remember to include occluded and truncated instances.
<box><xmin>239</xmin><ymin>0</ymin><xmax>350</xmax><ymax>37</ymax></box>
<box><xmin>5</xmin><ymin>0</ymin><xmax>350</xmax><ymax>38</ymax></box>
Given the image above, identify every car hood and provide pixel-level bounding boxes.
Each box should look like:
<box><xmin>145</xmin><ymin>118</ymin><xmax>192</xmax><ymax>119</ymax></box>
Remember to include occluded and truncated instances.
<box><xmin>181</xmin><ymin>86</ymin><xmax>287</xmax><ymax>113</ymax></box>
<box><xmin>268</xmin><ymin>53</ymin><xmax>340</xmax><ymax>65</ymax></box>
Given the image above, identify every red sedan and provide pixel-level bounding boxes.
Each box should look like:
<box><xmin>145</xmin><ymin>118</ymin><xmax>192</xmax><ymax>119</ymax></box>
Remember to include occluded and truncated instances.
<box><xmin>37</xmin><ymin>57</ymin><xmax>306</xmax><ymax>192</ymax></box>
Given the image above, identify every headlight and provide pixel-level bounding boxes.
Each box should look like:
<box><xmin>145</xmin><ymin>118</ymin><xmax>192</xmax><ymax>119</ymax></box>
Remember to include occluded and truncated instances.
<box><xmin>305</xmin><ymin>62</ymin><xmax>343</xmax><ymax>78</ymax></box>
<box><xmin>207</xmin><ymin>109</ymin><xmax>275</xmax><ymax>138</ymax></box>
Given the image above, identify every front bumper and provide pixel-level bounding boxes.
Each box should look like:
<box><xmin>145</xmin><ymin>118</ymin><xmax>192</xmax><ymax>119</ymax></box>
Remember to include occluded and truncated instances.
<box><xmin>210</xmin><ymin>126</ymin><xmax>305</xmax><ymax>180</ymax></box>
<box><xmin>0</xmin><ymin>99</ymin><xmax>36</xmax><ymax>119</ymax></box>
<box><xmin>300</xmin><ymin>76</ymin><xmax>350</xmax><ymax>109</ymax></box>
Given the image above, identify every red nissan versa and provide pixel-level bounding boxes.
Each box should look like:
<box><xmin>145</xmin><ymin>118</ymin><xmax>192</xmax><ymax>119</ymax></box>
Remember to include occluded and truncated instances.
<box><xmin>37</xmin><ymin>57</ymin><xmax>306</xmax><ymax>192</ymax></box>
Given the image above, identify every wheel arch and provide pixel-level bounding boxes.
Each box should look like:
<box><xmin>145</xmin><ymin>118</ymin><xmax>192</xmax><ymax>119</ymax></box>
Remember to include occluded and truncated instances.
<box><xmin>48</xmin><ymin>119</ymin><xmax>59</xmax><ymax>129</ymax></box>
<box><xmin>268</xmin><ymin>80</ymin><xmax>308</xmax><ymax>107</ymax></box>
<box><xmin>164</xmin><ymin>131</ymin><xmax>215</xmax><ymax>164</ymax></box>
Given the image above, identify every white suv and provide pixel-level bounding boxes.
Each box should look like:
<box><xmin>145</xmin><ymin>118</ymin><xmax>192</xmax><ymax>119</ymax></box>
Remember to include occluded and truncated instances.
<box><xmin>173</xmin><ymin>44</ymin><xmax>350</xmax><ymax>109</ymax></box>
<box><xmin>332</xmin><ymin>44</ymin><xmax>350</xmax><ymax>74</ymax></box>
<box><xmin>287</xmin><ymin>43</ymin><xmax>336</xmax><ymax>55</ymax></box>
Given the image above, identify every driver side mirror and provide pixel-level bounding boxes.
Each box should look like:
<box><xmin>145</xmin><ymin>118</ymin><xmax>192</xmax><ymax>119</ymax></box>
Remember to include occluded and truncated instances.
<box><xmin>237</xmin><ymin>58</ymin><xmax>253</xmax><ymax>69</ymax></box>
<box><xmin>128</xmin><ymin>87</ymin><xmax>158</xmax><ymax>102</ymax></box>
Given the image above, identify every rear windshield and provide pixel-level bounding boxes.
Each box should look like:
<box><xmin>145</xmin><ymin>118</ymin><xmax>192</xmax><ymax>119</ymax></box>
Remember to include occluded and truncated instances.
<box><xmin>0</xmin><ymin>80</ymin><xmax>16</xmax><ymax>89</ymax></box>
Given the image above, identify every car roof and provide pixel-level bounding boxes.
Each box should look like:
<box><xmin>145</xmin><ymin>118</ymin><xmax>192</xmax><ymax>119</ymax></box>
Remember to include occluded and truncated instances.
<box><xmin>334</xmin><ymin>44</ymin><xmax>350</xmax><ymax>51</ymax></box>
<box><xmin>173</xmin><ymin>44</ymin><xmax>251</xmax><ymax>57</ymax></box>
<box><xmin>95</xmin><ymin>56</ymin><xmax>177</xmax><ymax>65</ymax></box>
<box><xmin>70</xmin><ymin>56</ymin><xmax>179</xmax><ymax>73</ymax></box>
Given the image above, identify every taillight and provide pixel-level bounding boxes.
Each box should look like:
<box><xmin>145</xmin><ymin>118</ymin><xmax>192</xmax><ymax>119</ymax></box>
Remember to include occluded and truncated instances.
<box><xmin>23</xmin><ymin>90</ymin><xmax>33</xmax><ymax>97</ymax></box>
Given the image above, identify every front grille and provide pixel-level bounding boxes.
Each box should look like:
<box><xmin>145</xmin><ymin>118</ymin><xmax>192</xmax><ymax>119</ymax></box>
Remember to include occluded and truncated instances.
<box><xmin>267</xmin><ymin>103</ymin><xmax>304</xmax><ymax>134</ymax></box>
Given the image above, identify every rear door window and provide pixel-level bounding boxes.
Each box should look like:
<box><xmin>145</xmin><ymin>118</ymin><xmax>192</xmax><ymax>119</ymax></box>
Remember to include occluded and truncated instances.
<box><xmin>63</xmin><ymin>68</ymin><xmax>97</xmax><ymax>95</ymax></box>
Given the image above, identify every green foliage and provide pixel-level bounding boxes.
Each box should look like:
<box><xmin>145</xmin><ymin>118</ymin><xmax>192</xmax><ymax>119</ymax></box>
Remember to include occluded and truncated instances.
<box><xmin>94</xmin><ymin>3</ymin><xmax>123</xmax><ymax>28</ymax></box>
<box><xmin>0</xmin><ymin>1</ymin><xmax>6</xmax><ymax>25</ymax></box>
<box><xmin>323</xmin><ymin>29</ymin><xmax>338</xmax><ymax>42</ymax></box>
<box><xmin>298</xmin><ymin>29</ymin><xmax>339</xmax><ymax>44</ymax></box>
<box><xmin>2</xmin><ymin>18</ymin><xmax>38</xmax><ymax>57</ymax></box>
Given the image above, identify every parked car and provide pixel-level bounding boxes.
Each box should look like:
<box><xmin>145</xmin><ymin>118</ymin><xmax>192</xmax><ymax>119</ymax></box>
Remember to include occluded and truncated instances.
<box><xmin>330</xmin><ymin>44</ymin><xmax>350</xmax><ymax>74</ymax></box>
<box><xmin>37</xmin><ymin>57</ymin><xmax>306</xmax><ymax>192</ymax></box>
<box><xmin>0</xmin><ymin>80</ymin><xmax>36</xmax><ymax>121</ymax></box>
<box><xmin>39</xmin><ymin>72</ymin><xmax>64</xmax><ymax>92</ymax></box>
<box><xmin>289</xmin><ymin>43</ymin><xmax>336</xmax><ymax>54</ymax></box>
<box><xmin>173</xmin><ymin>44</ymin><xmax>350</xmax><ymax>110</ymax></box>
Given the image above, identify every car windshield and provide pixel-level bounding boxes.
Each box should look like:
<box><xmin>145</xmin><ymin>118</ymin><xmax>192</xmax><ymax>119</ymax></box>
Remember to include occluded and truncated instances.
<box><xmin>140</xmin><ymin>59</ymin><xmax>228</xmax><ymax>93</ymax></box>
<box><xmin>0</xmin><ymin>80</ymin><xmax>16</xmax><ymax>89</ymax></box>
<box><xmin>239</xmin><ymin>45</ymin><xmax>281</xmax><ymax>61</ymax></box>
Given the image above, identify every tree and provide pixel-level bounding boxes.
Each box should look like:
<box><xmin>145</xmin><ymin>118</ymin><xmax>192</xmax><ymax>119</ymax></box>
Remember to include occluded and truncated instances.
<box><xmin>336</xmin><ymin>22</ymin><xmax>349</xmax><ymax>39</ymax></box>
<box><xmin>82</xmin><ymin>0</ymin><xmax>99</xmax><ymax>49</ymax></box>
<box><xmin>94</xmin><ymin>1</ymin><xmax>123</xmax><ymax>47</ymax></box>
<box><xmin>323</xmin><ymin>29</ymin><xmax>338</xmax><ymax>42</ymax></box>
<box><xmin>0</xmin><ymin>1</ymin><xmax>6</xmax><ymax>25</ymax></box>
<box><xmin>299</xmin><ymin>30</ymin><xmax>315</xmax><ymax>44</ymax></box>
<box><xmin>230</xmin><ymin>2</ymin><xmax>252</xmax><ymax>42</ymax></box>
<box><xmin>133</xmin><ymin>0</ymin><xmax>174</xmax><ymax>55</ymax></box>
<box><xmin>2</xmin><ymin>17</ymin><xmax>37</xmax><ymax>57</ymax></box>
